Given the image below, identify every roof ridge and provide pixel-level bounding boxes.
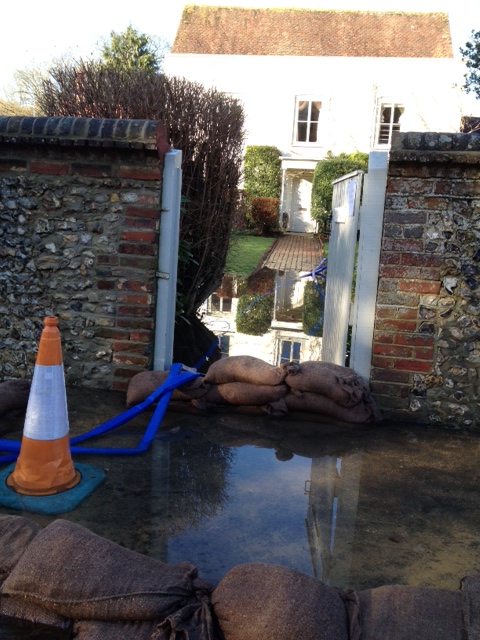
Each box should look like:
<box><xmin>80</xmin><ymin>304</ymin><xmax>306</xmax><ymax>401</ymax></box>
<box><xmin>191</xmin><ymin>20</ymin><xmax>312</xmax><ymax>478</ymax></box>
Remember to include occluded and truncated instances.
<box><xmin>182</xmin><ymin>4</ymin><xmax>448</xmax><ymax>15</ymax></box>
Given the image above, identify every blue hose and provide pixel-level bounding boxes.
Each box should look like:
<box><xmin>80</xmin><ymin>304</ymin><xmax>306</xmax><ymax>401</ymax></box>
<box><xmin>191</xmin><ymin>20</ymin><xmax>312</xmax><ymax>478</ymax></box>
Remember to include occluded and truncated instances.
<box><xmin>0</xmin><ymin>364</ymin><xmax>202</xmax><ymax>462</ymax></box>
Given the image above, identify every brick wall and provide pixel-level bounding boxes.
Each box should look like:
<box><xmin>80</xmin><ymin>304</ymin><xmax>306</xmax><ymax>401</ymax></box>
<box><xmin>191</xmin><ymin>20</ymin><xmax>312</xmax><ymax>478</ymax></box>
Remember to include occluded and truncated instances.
<box><xmin>370</xmin><ymin>132</ymin><xmax>480</xmax><ymax>428</ymax></box>
<box><xmin>0</xmin><ymin>116</ymin><xmax>170</xmax><ymax>391</ymax></box>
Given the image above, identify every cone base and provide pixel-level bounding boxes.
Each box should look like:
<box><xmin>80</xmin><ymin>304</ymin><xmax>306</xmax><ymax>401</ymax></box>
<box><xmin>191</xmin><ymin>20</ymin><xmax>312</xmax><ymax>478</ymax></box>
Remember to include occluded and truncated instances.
<box><xmin>6</xmin><ymin>434</ymin><xmax>81</xmax><ymax>497</ymax></box>
<box><xmin>0</xmin><ymin>463</ymin><xmax>105</xmax><ymax>515</ymax></box>
<box><xmin>6</xmin><ymin>469</ymin><xmax>82</xmax><ymax>497</ymax></box>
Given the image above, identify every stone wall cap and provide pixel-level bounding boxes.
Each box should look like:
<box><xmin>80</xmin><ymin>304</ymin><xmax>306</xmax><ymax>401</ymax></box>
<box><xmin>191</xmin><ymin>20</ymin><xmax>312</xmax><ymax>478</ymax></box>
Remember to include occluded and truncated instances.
<box><xmin>391</xmin><ymin>131</ymin><xmax>480</xmax><ymax>153</ymax></box>
<box><xmin>0</xmin><ymin>117</ymin><xmax>163</xmax><ymax>150</ymax></box>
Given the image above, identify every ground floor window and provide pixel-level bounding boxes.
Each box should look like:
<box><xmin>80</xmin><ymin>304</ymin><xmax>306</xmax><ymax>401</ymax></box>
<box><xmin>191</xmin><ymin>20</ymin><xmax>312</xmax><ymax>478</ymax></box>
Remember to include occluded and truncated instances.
<box><xmin>277</xmin><ymin>338</ymin><xmax>302</xmax><ymax>365</ymax></box>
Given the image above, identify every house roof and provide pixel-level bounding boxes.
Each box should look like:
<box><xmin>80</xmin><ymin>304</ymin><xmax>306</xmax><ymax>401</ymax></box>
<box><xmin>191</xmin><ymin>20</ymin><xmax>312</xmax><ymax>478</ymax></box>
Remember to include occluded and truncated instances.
<box><xmin>172</xmin><ymin>6</ymin><xmax>453</xmax><ymax>58</ymax></box>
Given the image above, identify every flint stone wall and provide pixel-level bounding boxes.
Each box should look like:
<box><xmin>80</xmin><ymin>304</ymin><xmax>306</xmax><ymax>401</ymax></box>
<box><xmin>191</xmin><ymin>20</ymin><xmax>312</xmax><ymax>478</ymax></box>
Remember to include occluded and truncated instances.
<box><xmin>0</xmin><ymin>116</ymin><xmax>169</xmax><ymax>391</ymax></box>
<box><xmin>371</xmin><ymin>131</ymin><xmax>480</xmax><ymax>428</ymax></box>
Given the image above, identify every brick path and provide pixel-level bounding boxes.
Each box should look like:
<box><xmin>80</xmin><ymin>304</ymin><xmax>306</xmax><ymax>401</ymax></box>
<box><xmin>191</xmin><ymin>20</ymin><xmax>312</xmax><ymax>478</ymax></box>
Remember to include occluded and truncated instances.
<box><xmin>262</xmin><ymin>232</ymin><xmax>324</xmax><ymax>272</ymax></box>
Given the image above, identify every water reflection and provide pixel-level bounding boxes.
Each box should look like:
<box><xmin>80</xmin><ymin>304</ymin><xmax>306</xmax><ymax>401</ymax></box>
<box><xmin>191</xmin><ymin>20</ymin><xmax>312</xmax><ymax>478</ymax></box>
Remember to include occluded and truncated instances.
<box><xmin>5</xmin><ymin>388</ymin><xmax>480</xmax><ymax>594</ymax></box>
<box><xmin>162</xmin><ymin>419</ymin><xmax>364</xmax><ymax>585</ymax></box>
<box><xmin>139</xmin><ymin>415</ymin><xmax>480</xmax><ymax>591</ymax></box>
<box><xmin>200</xmin><ymin>267</ymin><xmax>323</xmax><ymax>365</ymax></box>
<box><xmin>306</xmin><ymin>453</ymin><xmax>363</xmax><ymax>586</ymax></box>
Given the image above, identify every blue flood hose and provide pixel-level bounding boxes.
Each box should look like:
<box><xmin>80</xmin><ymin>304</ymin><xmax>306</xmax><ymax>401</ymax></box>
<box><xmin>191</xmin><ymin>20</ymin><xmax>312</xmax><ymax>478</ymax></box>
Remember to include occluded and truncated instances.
<box><xmin>0</xmin><ymin>364</ymin><xmax>202</xmax><ymax>461</ymax></box>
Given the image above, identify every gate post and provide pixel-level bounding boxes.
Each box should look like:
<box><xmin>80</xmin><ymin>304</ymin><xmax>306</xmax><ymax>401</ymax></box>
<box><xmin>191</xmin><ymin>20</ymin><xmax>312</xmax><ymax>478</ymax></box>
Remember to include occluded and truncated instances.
<box><xmin>349</xmin><ymin>152</ymin><xmax>388</xmax><ymax>380</ymax></box>
<box><xmin>154</xmin><ymin>149</ymin><xmax>182</xmax><ymax>371</ymax></box>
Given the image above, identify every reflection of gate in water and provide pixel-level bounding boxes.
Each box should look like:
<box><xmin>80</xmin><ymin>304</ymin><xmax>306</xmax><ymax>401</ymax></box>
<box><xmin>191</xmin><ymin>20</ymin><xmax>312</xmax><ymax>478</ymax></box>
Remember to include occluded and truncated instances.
<box><xmin>322</xmin><ymin>152</ymin><xmax>388</xmax><ymax>381</ymax></box>
<box><xmin>305</xmin><ymin>453</ymin><xmax>363</xmax><ymax>586</ymax></box>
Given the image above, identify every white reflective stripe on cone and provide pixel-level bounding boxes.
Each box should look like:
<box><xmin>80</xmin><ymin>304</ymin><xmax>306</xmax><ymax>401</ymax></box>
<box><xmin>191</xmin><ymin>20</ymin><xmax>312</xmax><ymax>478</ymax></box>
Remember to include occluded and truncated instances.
<box><xmin>23</xmin><ymin>364</ymin><xmax>69</xmax><ymax>440</ymax></box>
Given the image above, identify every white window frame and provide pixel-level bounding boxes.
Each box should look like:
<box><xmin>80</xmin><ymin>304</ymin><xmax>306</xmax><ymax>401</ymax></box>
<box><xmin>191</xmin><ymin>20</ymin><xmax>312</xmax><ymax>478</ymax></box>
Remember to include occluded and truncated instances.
<box><xmin>293</xmin><ymin>96</ymin><xmax>322</xmax><ymax>146</ymax></box>
<box><xmin>374</xmin><ymin>100</ymin><xmax>405</xmax><ymax>148</ymax></box>
<box><xmin>276</xmin><ymin>335</ymin><xmax>305</xmax><ymax>366</ymax></box>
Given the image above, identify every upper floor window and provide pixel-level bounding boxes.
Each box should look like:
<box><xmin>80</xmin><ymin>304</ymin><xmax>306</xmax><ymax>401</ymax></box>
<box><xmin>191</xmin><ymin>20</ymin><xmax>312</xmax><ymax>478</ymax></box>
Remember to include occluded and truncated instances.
<box><xmin>376</xmin><ymin>102</ymin><xmax>405</xmax><ymax>146</ymax></box>
<box><xmin>294</xmin><ymin>97</ymin><xmax>322</xmax><ymax>144</ymax></box>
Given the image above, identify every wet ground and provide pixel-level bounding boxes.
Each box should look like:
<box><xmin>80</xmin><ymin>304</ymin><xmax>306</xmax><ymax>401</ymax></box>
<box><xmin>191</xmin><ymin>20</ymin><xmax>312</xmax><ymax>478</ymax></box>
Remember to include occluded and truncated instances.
<box><xmin>1</xmin><ymin>386</ymin><xmax>480</xmax><ymax>599</ymax></box>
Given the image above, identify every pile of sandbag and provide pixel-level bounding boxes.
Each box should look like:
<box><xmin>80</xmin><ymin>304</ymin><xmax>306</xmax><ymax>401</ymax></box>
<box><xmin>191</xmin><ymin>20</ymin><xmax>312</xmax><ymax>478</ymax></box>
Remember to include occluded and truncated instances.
<box><xmin>212</xmin><ymin>562</ymin><xmax>468</xmax><ymax>640</ymax></box>
<box><xmin>281</xmin><ymin>360</ymin><xmax>382</xmax><ymax>423</ymax></box>
<box><xmin>0</xmin><ymin>515</ymin><xmax>475</xmax><ymax>640</ymax></box>
<box><xmin>0</xmin><ymin>515</ymin><xmax>216</xmax><ymax>640</ymax></box>
<box><xmin>126</xmin><ymin>356</ymin><xmax>382</xmax><ymax>424</ymax></box>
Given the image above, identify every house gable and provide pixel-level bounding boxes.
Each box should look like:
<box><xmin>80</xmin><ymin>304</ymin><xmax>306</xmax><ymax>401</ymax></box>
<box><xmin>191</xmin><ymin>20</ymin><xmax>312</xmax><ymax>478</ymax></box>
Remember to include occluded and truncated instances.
<box><xmin>172</xmin><ymin>6</ymin><xmax>453</xmax><ymax>58</ymax></box>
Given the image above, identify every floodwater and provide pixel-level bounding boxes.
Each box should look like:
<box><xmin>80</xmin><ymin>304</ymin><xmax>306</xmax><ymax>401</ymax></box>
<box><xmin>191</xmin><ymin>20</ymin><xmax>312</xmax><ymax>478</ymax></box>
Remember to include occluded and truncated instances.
<box><xmin>1</xmin><ymin>387</ymin><xmax>480</xmax><ymax>597</ymax></box>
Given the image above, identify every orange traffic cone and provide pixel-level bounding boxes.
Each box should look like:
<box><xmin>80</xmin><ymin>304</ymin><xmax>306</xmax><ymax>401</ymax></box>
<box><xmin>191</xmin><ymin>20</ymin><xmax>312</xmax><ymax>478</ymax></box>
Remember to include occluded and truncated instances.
<box><xmin>7</xmin><ymin>316</ymin><xmax>81</xmax><ymax>496</ymax></box>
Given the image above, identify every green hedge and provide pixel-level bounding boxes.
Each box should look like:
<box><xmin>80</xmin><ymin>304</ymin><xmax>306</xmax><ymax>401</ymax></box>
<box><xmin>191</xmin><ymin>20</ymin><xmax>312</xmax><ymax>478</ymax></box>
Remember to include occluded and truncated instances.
<box><xmin>236</xmin><ymin>293</ymin><xmax>273</xmax><ymax>335</ymax></box>
<box><xmin>302</xmin><ymin>281</ymin><xmax>324</xmax><ymax>337</ymax></box>
<box><xmin>311</xmin><ymin>151</ymin><xmax>369</xmax><ymax>231</ymax></box>
<box><xmin>243</xmin><ymin>146</ymin><xmax>282</xmax><ymax>199</ymax></box>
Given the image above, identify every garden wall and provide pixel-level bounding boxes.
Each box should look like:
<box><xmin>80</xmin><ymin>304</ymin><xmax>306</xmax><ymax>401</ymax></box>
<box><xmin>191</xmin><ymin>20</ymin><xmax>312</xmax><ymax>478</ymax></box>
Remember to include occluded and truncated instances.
<box><xmin>0</xmin><ymin>116</ymin><xmax>169</xmax><ymax>391</ymax></box>
<box><xmin>370</xmin><ymin>131</ymin><xmax>480</xmax><ymax>428</ymax></box>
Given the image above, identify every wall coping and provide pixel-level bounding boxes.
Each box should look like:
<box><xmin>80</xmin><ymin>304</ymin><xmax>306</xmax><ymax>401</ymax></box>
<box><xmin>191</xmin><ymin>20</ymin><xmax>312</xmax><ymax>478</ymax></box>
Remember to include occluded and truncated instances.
<box><xmin>0</xmin><ymin>116</ymin><xmax>165</xmax><ymax>151</ymax></box>
<box><xmin>390</xmin><ymin>131</ymin><xmax>480</xmax><ymax>157</ymax></box>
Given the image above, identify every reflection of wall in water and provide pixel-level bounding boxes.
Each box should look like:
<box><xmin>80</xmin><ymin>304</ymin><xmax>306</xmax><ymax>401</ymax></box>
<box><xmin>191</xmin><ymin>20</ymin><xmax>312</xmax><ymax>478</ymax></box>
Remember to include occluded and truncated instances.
<box><xmin>305</xmin><ymin>453</ymin><xmax>362</xmax><ymax>587</ymax></box>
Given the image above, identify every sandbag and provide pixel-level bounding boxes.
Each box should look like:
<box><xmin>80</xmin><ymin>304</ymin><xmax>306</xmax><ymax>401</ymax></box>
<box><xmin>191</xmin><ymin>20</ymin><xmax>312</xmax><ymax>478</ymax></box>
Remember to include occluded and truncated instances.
<box><xmin>0</xmin><ymin>596</ymin><xmax>71</xmax><ymax>634</ymax></box>
<box><xmin>0</xmin><ymin>379</ymin><xmax>30</xmax><ymax>416</ymax></box>
<box><xmin>200</xmin><ymin>382</ymin><xmax>289</xmax><ymax>407</ymax></box>
<box><xmin>284</xmin><ymin>361</ymin><xmax>368</xmax><ymax>407</ymax></box>
<box><xmin>212</xmin><ymin>563</ymin><xmax>349</xmax><ymax>640</ymax></box>
<box><xmin>73</xmin><ymin>619</ymin><xmax>159</xmax><ymax>640</ymax></box>
<box><xmin>204</xmin><ymin>356</ymin><xmax>286</xmax><ymax>386</ymax></box>
<box><xmin>285</xmin><ymin>391</ymin><xmax>382</xmax><ymax>423</ymax></box>
<box><xmin>358</xmin><ymin>585</ymin><xmax>463</xmax><ymax>640</ymax></box>
<box><xmin>126</xmin><ymin>370</ymin><xmax>209</xmax><ymax>407</ymax></box>
<box><xmin>0</xmin><ymin>614</ymin><xmax>70</xmax><ymax>639</ymax></box>
<box><xmin>462</xmin><ymin>575</ymin><xmax>480</xmax><ymax>639</ymax></box>
<box><xmin>1</xmin><ymin>519</ymin><xmax>214</xmax><ymax>630</ymax></box>
<box><xmin>0</xmin><ymin>515</ymin><xmax>42</xmax><ymax>582</ymax></box>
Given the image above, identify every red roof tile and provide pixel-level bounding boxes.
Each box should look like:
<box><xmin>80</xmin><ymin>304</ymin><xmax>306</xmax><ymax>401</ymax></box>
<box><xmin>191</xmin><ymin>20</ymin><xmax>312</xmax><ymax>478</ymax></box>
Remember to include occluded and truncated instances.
<box><xmin>172</xmin><ymin>6</ymin><xmax>453</xmax><ymax>58</ymax></box>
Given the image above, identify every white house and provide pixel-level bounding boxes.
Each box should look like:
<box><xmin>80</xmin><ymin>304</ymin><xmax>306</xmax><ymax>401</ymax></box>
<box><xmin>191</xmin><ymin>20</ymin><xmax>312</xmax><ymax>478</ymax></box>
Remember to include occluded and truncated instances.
<box><xmin>164</xmin><ymin>6</ymin><xmax>466</xmax><ymax>233</ymax></box>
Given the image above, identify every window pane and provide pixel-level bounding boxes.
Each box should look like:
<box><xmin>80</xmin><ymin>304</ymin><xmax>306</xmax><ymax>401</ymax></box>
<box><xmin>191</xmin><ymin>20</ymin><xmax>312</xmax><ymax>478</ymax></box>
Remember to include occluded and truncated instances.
<box><xmin>381</xmin><ymin>106</ymin><xmax>392</xmax><ymax>124</ymax></box>
<box><xmin>297</xmin><ymin>122</ymin><xmax>307</xmax><ymax>142</ymax></box>
<box><xmin>393</xmin><ymin>106</ymin><xmax>404</xmax><ymax>123</ymax></box>
<box><xmin>378</xmin><ymin>124</ymin><xmax>391</xmax><ymax>145</ymax></box>
<box><xmin>292</xmin><ymin>341</ymin><xmax>301</xmax><ymax>362</ymax></box>
<box><xmin>280</xmin><ymin>340</ymin><xmax>291</xmax><ymax>364</ymax></box>
<box><xmin>309</xmin><ymin>122</ymin><xmax>318</xmax><ymax>143</ymax></box>
<box><xmin>311</xmin><ymin>101</ymin><xmax>321</xmax><ymax>122</ymax></box>
<box><xmin>222</xmin><ymin>298</ymin><xmax>232</xmax><ymax>313</ymax></box>
<box><xmin>297</xmin><ymin>100</ymin><xmax>309</xmax><ymax>120</ymax></box>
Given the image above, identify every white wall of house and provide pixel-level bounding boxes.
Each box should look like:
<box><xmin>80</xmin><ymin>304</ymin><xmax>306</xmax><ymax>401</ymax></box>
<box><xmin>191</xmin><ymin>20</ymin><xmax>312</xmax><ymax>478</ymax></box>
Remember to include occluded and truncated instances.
<box><xmin>164</xmin><ymin>53</ymin><xmax>465</xmax><ymax>231</ymax></box>
<box><xmin>164</xmin><ymin>54</ymin><xmax>464</xmax><ymax>154</ymax></box>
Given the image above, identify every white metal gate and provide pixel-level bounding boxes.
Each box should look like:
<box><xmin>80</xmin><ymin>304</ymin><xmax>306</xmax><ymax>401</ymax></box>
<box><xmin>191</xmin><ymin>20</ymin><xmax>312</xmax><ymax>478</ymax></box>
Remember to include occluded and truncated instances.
<box><xmin>321</xmin><ymin>152</ymin><xmax>388</xmax><ymax>380</ymax></box>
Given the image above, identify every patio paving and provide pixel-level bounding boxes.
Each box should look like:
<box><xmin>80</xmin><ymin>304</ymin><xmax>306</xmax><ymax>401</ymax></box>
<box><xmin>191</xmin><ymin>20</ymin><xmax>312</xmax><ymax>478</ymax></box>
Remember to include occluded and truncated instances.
<box><xmin>262</xmin><ymin>232</ymin><xmax>324</xmax><ymax>272</ymax></box>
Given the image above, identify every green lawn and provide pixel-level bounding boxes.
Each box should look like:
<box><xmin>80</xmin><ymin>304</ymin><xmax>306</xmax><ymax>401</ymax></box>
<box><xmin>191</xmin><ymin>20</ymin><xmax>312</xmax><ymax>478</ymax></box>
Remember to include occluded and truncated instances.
<box><xmin>225</xmin><ymin>234</ymin><xmax>276</xmax><ymax>277</ymax></box>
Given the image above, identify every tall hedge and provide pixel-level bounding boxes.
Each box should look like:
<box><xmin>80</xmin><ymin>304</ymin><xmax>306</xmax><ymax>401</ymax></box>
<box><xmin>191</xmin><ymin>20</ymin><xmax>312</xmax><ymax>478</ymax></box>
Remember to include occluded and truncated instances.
<box><xmin>243</xmin><ymin>146</ymin><xmax>282</xmax><ymax>199</ymax></box>
<box><xmin>311</xmin><ymin>151</ymin><xmax>369</xmax><ymax>231</ymax></box>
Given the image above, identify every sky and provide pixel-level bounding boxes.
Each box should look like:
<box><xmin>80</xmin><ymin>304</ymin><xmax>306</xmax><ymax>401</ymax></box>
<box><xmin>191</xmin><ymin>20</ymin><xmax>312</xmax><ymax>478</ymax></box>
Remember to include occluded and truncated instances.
<box><xmin>1</xmin><ymin>0</ymin><xmax>480</xmax><ymax>110</ymax></box>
